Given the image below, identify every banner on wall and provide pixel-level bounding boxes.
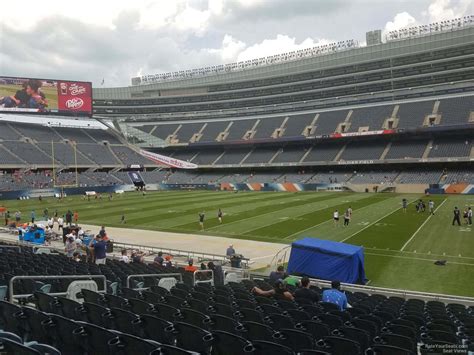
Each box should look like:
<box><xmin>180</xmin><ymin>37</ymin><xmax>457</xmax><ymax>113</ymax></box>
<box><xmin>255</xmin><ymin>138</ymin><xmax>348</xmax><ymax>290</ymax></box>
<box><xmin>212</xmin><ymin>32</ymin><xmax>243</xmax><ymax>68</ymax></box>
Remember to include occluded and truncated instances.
<box><xmin>139</xmin><ymin>150</ymin><xmax>198</xmax><ymax>169</ymax></box>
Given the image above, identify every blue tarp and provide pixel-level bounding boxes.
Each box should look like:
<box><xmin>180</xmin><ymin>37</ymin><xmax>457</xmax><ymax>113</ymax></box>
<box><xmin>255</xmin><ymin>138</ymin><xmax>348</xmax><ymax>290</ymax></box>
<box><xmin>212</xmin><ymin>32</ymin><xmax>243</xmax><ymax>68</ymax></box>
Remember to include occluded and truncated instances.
<box><xmin>287</xmin><ymin>237</ymin><xmax>367</xmax><ymax>284</ymax></box>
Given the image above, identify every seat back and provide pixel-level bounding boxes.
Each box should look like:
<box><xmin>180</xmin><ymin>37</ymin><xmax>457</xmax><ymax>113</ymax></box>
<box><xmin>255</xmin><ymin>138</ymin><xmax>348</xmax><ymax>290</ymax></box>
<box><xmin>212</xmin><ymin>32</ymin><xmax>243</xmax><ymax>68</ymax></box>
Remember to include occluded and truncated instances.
<box><xmin>159</xmin><ymin>278</ymin><xmax>178</xmax><ymax>291</ymax></box>
<box><xmin>67</xmin><ymin>280</ymin><xmax>98</xmax><ymax>302</ymax></box>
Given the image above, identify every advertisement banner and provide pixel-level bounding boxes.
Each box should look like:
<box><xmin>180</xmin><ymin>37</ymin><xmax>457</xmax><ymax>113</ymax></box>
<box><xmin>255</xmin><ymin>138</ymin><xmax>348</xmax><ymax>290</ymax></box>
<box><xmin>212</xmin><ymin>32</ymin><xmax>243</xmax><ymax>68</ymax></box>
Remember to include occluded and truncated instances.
<box><xmin>139</xmin><ymin>149</ymin><xmax>198</xmax><ymax>169</ymax></box>
<box><xmin>0</xmin><ymin>76</ymin><xmax>92</xmax><ymax>117</ymax></box>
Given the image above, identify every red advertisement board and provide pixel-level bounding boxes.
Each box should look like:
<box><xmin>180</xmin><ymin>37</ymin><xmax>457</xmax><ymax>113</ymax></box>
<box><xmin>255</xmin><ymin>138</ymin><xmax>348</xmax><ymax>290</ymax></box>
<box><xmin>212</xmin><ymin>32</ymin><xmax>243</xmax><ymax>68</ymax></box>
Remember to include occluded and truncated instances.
<box><xmin>0</xmin><ymin>76</ymin><xmax>92</xmax><ymax>117</ymax></box>
<box><xmin>57</xmin><ymin>81</ymin><xmax>92</xmax><ymax>115</ymax></box>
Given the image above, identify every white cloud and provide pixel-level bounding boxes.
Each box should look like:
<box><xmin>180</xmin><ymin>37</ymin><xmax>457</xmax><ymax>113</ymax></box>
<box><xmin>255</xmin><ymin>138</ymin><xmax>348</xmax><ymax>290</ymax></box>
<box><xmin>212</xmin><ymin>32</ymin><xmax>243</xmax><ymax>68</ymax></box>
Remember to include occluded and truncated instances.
<box><xmin>236</xmin><ymin>35</ymin><xmax>332</xmax><ymax>61</ymax></box>
<box><xmin>384</xmin><ymin>12</ymin><xmax>418</xmax><ymax>33</ymax></box>
<box><xmin>172</xmin><ymin>6</ymin><xmax>211</xmax><ymax>35</ymax></box>
<box><xmin>425</xmin><ymin>0</ymin><xmax>472</xmax><ymax>22</ymax></box>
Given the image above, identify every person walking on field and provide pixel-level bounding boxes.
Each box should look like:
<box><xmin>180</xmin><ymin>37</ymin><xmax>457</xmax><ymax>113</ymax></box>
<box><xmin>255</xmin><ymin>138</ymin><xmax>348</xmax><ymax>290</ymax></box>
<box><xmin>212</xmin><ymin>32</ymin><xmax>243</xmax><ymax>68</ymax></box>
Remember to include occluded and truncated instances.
<box><xmin>343</xmin><ymin>209</ymin><xmax>351</xmax><ymax>227</ymax></box>
<box><xmin>468</xmin><ymin>207</ymin><xmax>472</xmax><ymax>226</ymax></box>
<box><xmin>199</xmin><ymin>212</ymin><xmax>205</xmax><ymax>230</ymax></box>
<box><xmin>428</xmin><ymin>200</ymin><xmax>435</xmax><ymax>215</ymax></box>
<box><xmin>452</xmin><ymin>206</ymin><xmax>461</xmax><ymax>226</ymax></box>
<box><xmin>402</xmin><ymin>198</ymin><xmax>408</xmax><ymax>213</ymax></box>
<box><xmin>333</xmin><ymin>210</ymin><xmax>339</xmax><ymax>227</ymax></box>
<box><xmin>73</xmin><ymin>211</ymin><xmax>79</xmax><ymax>224</ymax></box>
<box><xmin>218</xmin><ymin>209</ymin><xmax>223</xmax><ymax>224</ymax></box>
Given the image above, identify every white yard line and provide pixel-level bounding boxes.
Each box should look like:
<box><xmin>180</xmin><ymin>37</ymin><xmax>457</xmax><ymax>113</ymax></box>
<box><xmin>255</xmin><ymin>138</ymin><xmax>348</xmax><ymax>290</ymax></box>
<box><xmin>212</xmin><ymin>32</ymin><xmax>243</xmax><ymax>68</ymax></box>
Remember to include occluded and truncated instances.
<box><xmin>204</xmin><ymin>194</ymin><xmax>341</xmax><ymax>231</ymax></box>
<box><xmin>340</xmin><ymin>199</ymin><xmax>418</xmax><ymax>243</ymax></box>
<box><xmin>400</xmin><ymin>198</ymin><xmax>448</xmax><ymax>251</ymax></box>
<box><xmin>284</xmin><ymin>195</ymin><xmax>406</xmax><ymax>241</ymax></box>
<box><xmin>240</xmin><ymin>204</ymin><xmax>329</xmax><ymax>235</ymax></box>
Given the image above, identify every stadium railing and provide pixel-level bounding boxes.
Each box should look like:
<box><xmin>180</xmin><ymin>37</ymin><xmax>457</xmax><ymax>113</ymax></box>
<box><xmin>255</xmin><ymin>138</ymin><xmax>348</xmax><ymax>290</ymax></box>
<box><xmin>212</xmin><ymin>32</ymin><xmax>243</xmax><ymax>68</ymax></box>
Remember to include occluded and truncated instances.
<box><xmin>9</xmin><ymin>274</ymin><xmax>107</xmax><ymax>303</ymax></box>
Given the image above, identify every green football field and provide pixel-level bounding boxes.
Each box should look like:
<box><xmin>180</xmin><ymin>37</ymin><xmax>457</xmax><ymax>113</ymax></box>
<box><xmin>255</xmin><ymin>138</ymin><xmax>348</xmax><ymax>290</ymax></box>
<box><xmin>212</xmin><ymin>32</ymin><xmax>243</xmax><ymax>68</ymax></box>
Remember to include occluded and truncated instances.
<box><xmin>2</xmin><ymin>191</ymin><xmax>474</xmax><ymax>297</ymax></box>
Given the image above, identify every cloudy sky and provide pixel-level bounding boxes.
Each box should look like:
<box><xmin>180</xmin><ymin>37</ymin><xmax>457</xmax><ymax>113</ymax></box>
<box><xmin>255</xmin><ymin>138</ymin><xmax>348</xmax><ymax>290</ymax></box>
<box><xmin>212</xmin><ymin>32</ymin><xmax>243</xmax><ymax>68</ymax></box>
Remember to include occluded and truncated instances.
<box><xmin>0</xmin><ymin>0</ymin><xmax>472</xmax><ymax>87</ymax></box>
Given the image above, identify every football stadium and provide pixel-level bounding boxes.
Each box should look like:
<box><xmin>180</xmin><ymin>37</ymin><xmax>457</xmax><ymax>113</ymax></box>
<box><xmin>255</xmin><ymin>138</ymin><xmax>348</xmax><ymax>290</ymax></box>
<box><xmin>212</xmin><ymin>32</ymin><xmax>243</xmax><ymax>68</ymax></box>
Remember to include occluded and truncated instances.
<box><xmin>0</xmin><ymin>7</ymin><xmax>473</xmax><ymax>355</ymax></box>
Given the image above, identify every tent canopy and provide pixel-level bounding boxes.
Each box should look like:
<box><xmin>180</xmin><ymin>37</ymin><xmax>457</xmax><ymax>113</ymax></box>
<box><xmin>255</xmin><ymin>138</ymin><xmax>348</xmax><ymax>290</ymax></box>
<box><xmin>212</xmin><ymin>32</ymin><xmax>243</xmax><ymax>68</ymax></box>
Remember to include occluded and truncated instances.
<box><xmin>287</xmin><ymin>237</ymin><xmax>366</xmax><ymax>284</ymax></box>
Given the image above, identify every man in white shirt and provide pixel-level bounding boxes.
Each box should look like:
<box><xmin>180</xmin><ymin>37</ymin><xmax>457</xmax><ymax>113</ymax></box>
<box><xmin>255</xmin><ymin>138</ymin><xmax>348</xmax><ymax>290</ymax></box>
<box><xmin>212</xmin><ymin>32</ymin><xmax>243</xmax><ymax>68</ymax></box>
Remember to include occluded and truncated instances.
<box><xmin>57</xmin><ymin>217</ymin><xmax>64</xmax><ymax>231</ymax></box>
<box><xmin>333</xmin><ymin>210</ymin><xmax>340</xmax><ymax>227</ymax></box>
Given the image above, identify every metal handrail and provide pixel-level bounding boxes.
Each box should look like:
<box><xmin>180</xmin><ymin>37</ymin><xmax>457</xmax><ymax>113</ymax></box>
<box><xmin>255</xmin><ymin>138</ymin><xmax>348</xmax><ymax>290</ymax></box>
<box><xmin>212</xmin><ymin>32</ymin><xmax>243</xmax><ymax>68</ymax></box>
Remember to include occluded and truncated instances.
<box><xmin>125</xmin><ymin>273</ymin><xmax>183</xmax><ymax>289</ymax></box>
<box><xmin>193</xmin><ymin>270</ymin><xmax>214</xmax><ymax>286</ymax></box>
<box><xmin>9</xmin><ymin>274</ymin><xmax>107</xmax><ymax>303</ymax></box>
<box><xmin>113</xmin><ymin>241</ymin><xmax>230</xmax><ymax>262</ymax></box>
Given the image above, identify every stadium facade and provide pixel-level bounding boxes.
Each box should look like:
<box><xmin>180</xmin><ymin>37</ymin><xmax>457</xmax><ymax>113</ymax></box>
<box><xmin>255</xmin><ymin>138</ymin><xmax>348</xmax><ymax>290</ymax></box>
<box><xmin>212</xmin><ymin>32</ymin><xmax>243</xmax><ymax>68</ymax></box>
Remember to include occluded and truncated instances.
<box><xmin>1</xmin><ymin>18</ymin><xmax>474</xmax><ymax>197</ymax></box>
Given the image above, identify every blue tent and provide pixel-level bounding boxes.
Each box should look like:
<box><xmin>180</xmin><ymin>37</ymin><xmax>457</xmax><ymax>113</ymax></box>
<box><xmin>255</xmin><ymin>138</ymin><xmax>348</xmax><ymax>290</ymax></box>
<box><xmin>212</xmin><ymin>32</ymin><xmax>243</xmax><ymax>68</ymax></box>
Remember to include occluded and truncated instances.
<box><xmin>287</xmin><ymin>237</ymin><xmax>367</xmax><ymax>284</ymax></box>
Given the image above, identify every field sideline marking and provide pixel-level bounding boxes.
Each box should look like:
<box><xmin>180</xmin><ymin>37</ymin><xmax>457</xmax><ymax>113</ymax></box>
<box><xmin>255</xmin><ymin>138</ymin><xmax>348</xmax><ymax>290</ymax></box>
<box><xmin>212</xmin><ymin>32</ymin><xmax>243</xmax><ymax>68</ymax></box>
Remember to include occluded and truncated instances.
<box><xmin>366</xmin><ymin>251</ymin><xmax>474</xmax><ymax>267</ymax></box>
<box><xmin>283</xmin><ymin>194</ymin><xmax>399</xmax><ymax>240</ymax></box>
<box><xmin>400</xmin><ymin>198</ymin><xmax>448</xmax><ymax>252</ymax></box>
<box><xmin>340</xmin><ymin>198</ymin><xmax>418</xmax><ymax>243</ymax></box>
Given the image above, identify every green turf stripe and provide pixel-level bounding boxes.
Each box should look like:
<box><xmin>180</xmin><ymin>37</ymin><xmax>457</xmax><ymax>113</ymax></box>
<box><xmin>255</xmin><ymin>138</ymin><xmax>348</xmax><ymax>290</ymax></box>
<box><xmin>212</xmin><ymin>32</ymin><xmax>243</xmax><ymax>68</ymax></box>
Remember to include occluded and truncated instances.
<box><xmin>245</xmin><ymin>194</ymin><xmax>390</xmax><ymax>239</ymax></box>
<box><xmin>346</xmin><ymin>196</ymin><xmax>446</xmax><ymax>250</ymax></box>
<box><xmin>168</xmin><ymin>192</ymin><xmax>351</xmax><ymax>232</ymax></box>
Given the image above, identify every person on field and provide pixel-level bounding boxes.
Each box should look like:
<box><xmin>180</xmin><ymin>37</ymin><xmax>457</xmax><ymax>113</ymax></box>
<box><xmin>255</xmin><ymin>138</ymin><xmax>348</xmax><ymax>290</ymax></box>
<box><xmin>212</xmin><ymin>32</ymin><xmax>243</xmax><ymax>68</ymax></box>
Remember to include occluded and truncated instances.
<box><xmin>199</xmin><ymin>212</ymin><xmax>205</xmax><ymax>230</ymax></box>
<box><xmin>428</xmin><ymin>200</ymin><xmax>435</xmax><ymax>215</ymax></box>
<box><xmin>30</xmin><ymin>210</ymin><xmax>36</xmax><ymax>224</ymax></box>
<box><xmin>333</xmin><ymin>209</ymin><xmax>339</xmax><ymax>227</ymax></box>
<box><xmin>402</xmin><ymin>198</ymin><xmax>408</xmax><ymax>213</ymax></box>
<box><xmin>467</xmin><ymin>207</ymin><xmax>472</xmax><ymax>226</ymax></box>
<box><xmin>218</xmin><ymin>208</ymin><xmax>223</xmax><ymax>223</ymax></box>
<box><xmin>343</xmin><ymin>209</ymin><xmax>351</xmax><ymax>227</ymax></box>
<box><xmin>4</xmin><ymin>211</ymin><xmax>10</xmax><ymax>226</ymax></box>
<box><xmin>452</xmin><ymin>206</ymin><xmax>461</xmax><ymax>226</ymax></box>
<box><xmin>73</xmin><ymin>211</ymin><xmax>79</xmax><ymax>224</ymax></box>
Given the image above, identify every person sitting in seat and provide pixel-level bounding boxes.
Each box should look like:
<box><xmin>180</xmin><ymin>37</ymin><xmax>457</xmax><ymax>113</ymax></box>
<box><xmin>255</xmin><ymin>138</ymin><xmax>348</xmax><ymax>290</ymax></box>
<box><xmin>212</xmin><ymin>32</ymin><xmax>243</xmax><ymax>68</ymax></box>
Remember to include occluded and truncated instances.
<box><xmin>294</xmin><ymin>276</ymin><xmax>319</xmax><ymax>303</ymax></box>
<box><xmin>251</xmin><ymin>279</ymin><xmax>294</xmax><ymax>301</ymax></box>
<box><xmin>119</xmin><ymin>249</ymin><xmax>130</xmax><ymax>263</ymax></box>
<box><xmin>269</xmin><ymin>265</ymin><xmax>288</xmax><ymax>284</ymax></box>
<box><xmin>154</xmin><ymin>251</ymin><xmax>164</xmax><ymax>265</ymax></box>
<box><xmin>164</xmin><ymin>255</ymin><xmax>173</xmax><ymax>268</ymax></box>
<box><xmin>184</xmin><ymin>259</ymin><xmax>198</xmax><ymax>272</ymax></box>
<box><xmin>322</xmin><ymin>280</ymin><xmax>349</xmax><ymax>310</ymax></box>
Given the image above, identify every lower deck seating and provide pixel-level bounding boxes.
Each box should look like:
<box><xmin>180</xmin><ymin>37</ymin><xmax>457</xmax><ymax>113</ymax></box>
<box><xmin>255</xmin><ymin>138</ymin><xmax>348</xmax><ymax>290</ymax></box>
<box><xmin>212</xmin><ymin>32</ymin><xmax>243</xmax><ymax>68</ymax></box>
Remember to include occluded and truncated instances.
<box><xmin>1</xmin><ymin>274</ymin><xmax>472</xmax><ymax>354</ymax></box>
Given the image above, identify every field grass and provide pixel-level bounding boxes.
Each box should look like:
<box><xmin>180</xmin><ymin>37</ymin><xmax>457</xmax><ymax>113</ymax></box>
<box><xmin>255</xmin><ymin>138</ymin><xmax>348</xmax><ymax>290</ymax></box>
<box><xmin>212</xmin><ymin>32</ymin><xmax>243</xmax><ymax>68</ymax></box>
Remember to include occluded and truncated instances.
<box><xmin>0</xmin><ymin>84</ymin><xmax>58</xmax><ymax>109</ymax></box>
<box><xmin>2</xmin><ymin>191</ymin><xmax>474</xmax><ymax>297</ymax></box>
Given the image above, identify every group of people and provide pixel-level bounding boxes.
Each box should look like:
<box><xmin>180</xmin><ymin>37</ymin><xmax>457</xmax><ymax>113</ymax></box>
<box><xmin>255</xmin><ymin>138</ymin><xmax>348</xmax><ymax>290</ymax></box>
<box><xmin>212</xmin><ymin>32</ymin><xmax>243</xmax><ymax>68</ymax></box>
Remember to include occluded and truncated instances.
<box><xmin>198</xmin><ymin>208</ymin><xmax>224</xmax><ymax>230</ymax></box>
<box><xmin>0</xmin><ymin>79</ymin><xmax>49</xmax><ymax>111</ymax></box>
<box><xmin>64</xmin><ymin>226</ymin><xmax>109</xmax><ymax>265</ymax></box>
<box><xmin>4</xmin><ymin>208</ymin><xmax>79</xmax><ymax>228</ymax></box>
<box><xmin>252</xmin><ymin>265</ymin><xmax>349</xmax><ymax>311</ymax></box>
<box><xmin>453</xmin><ymin>206</ymin><xmax>473</xmax><ymax>226</ymax></box>
<box><xmin>333</xmin><ymin>206</ymin><xmax>353</xmax><ymax>227</ymax></box>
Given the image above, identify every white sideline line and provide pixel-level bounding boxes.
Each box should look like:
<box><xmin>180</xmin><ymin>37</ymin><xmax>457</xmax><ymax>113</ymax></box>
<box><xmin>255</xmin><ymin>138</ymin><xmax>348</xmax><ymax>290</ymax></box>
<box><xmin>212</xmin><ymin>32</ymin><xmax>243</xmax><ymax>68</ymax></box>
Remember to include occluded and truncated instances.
<box><xmin>340</xmin><ymin>199</ymin><xmax>417</xmax><ymax>243</ymax></box>
<box><xmin>400</xmin><ymin>198</ymin><xmax>448</xmax><ymax>252</ymax></box>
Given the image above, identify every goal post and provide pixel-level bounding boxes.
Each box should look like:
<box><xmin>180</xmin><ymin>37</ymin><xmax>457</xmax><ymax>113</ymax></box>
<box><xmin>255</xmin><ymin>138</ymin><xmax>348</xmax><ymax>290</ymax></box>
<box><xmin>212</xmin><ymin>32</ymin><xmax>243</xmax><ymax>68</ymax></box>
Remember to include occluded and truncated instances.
<box><xmin>51</xmin><ymin>140</ymin><xmax>79</xmax><ymax>189</ymax></box>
